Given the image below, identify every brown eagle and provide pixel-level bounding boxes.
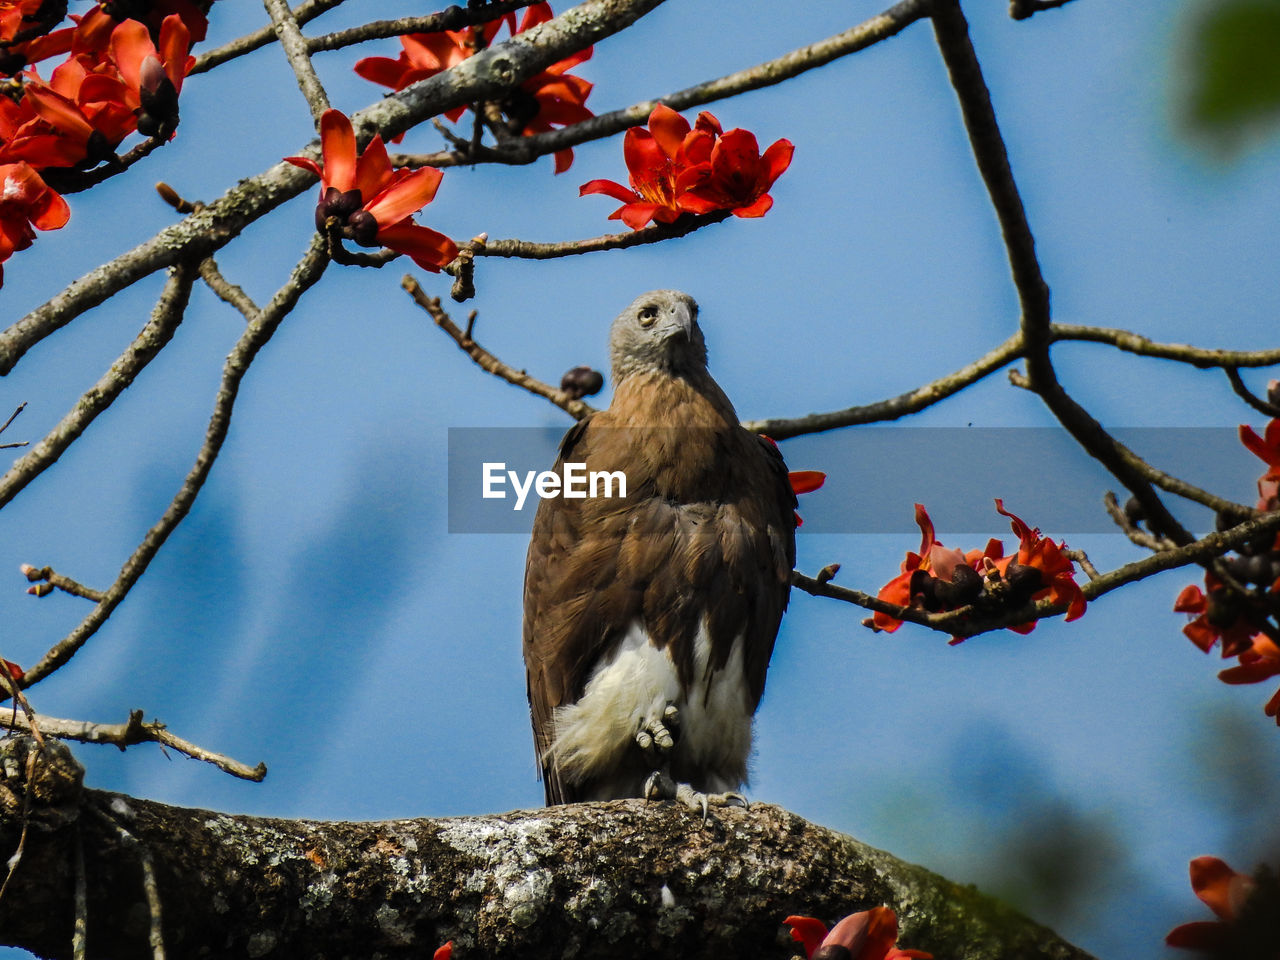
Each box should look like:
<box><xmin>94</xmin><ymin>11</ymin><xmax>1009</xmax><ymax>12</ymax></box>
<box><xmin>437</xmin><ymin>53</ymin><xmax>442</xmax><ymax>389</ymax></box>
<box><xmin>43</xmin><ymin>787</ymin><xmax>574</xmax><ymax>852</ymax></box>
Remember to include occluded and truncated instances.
<box><xmin>522</xmin><ymin>290</ymin><xmax>797</xmax><ymax>812</ymax></box>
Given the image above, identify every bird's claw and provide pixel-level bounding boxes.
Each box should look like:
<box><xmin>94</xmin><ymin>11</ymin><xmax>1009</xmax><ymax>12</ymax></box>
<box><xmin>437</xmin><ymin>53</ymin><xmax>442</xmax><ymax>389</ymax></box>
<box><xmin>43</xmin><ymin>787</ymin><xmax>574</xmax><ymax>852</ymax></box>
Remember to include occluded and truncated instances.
<box><xmin>643</xmin><ymin>772</ymin><xmax>748</xmax><ymax>826</ymax></box>
<box><xmin>635</xmin><ymin>703</ymin><xmax>681</xmax><ymax>761</ymax></box>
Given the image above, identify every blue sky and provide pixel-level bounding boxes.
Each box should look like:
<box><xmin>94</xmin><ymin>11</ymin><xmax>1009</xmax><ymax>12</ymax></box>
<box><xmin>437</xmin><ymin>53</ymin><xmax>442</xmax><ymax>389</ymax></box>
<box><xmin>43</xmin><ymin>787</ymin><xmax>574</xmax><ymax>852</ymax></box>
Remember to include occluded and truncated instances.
<box><xmin>3</xmin><ymin>2</ymin><xmax>1280</xmax><ymax>958</ymax></box>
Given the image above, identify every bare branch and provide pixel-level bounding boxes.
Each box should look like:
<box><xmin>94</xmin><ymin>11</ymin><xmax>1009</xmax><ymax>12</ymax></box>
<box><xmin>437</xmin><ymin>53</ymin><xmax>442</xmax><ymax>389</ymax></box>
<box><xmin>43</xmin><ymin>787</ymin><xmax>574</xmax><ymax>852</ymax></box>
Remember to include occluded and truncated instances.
<box><xmin>1225</xmin><ymin>366</ymin><xmax>1280</xmax><ymax>418</ymax></box>
<box><xmin>0</xmin><ymin>710</ymin><xmax>267</xmax><ymax>782</ymax></box>
<box><xmin>1009</xmin><ymin>0</ymin><xmax>1078</xmax><ymax>20</ymax></box>
<box><xmin>403</xmin><ymin>275</ymin><xmax>595</xmax><ymax>420</ymax></box>
<box><xmin>264</xmin><ymin>0</ymin><xmax>331</xmax><ymax>124</ymax></box>
<box><xmin>305</xmin><ymin>1</ymin><xmax>537</xmax><ymax>54</ymax></box>
<box><xmin>744</xmin><ymin>332</ymin><xmax>1024</xmax><ymax>438</ymax></box>
<box><xmin>190</xmin><ymin>0</ymin><xmax>349</xmax><ymax>75</ymax></box>
<box><xmin>930</xmin><ymin>0</ymin><xmax>1193</xmax><ymax>547</ymax></box>
<box><xmin>16</xmin><ymin>238</ymin><xmax>330</xmax><ymax>690</ymax></box>
<box><xmin>41</xmin><ymin>138</ymin><xmax>167</xmax><ymax>195</ymax></box>
<box><xmin>1051</xmin><ymin>323</ymin><xmax>1280</xmax><ymax>368</ymax></box>
<box><xmin>477</xmin><ymin>211</ymin><xmax>731</xmax><ymax>260</ymax></box>
<box><xmin>0</xmin><ymin>263</ymin><xmax>197</xmax><ymax>510</ymax></box>
<box><xmin>198</xmin><ymin>258</ymin><xmax>261</xmax><ymax>321</ymax></box>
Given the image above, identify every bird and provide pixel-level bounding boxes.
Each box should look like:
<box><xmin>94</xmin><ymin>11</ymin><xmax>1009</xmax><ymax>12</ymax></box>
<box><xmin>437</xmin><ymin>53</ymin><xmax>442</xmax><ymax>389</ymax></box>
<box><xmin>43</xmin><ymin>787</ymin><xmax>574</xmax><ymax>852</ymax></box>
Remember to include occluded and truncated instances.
<box><xmin>522</xmin><ymin>290</ymin><xmax>797</xmax><ymax>814</ymax></box>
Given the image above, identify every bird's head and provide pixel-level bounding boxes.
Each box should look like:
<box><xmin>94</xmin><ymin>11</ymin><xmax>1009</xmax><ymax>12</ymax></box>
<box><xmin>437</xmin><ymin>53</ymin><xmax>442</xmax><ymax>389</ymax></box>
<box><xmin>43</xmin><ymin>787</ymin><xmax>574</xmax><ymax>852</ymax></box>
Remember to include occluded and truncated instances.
<box><xmin>609</xmin><ymin>290</ymin><xmax>706</xmax><ymax>382</ymax></box>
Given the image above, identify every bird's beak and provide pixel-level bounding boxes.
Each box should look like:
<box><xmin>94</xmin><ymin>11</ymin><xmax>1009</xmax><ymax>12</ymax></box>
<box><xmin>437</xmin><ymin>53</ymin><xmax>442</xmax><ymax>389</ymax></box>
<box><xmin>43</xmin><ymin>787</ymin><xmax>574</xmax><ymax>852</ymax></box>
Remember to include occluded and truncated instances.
<box><xmin>664</xmin><ymin>300</ymin><xmax>695</xmax><ymax>342</ymax></box>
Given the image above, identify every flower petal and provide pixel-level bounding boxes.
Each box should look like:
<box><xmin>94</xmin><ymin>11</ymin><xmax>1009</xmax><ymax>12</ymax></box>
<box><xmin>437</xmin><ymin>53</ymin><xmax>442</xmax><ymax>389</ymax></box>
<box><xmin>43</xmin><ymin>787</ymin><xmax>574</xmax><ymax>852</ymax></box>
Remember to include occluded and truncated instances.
<box><xmin>319</xmin><ymin>108</ymin><xmax>358</xmax><ymax>192</ymax></box>
<box><xmin>374</xmin><ymin>220</ymin><xmax>458</xmax><ymax>272</ymax></box>
<box><xmin>365</xmin><ymin>165</ymin><xmax>443</xmax><ymax>227</ymax></box>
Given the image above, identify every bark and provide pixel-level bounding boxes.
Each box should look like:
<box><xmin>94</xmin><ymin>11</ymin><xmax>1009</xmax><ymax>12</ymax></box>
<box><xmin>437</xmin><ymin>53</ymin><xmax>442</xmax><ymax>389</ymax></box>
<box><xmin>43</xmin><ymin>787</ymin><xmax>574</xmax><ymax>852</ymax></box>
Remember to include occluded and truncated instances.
<box><xmin>0</xmin><ymin>736</ymin><xmax>1092</xmax><ymax>960</ymax></box>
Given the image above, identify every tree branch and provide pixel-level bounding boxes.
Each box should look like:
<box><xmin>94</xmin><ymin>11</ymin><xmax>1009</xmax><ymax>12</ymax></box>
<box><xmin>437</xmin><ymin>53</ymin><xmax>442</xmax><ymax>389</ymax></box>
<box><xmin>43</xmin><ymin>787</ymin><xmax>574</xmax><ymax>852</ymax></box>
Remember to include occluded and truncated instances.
<box><xmin>929</xmin><ymin>0</ymin><xmax>1193</xmax><ymax>547</ymax></box>
<box><xmin>0</xmin><ymin>711</ymin><xmax>266</xmax><ymax>781</ymax></box>
<box><xmin>189</xmin><ymin>0</ymin><xmax>350</xmax><ymax>75</ymax></box>
<box><xmin>0</xmin><ymin>263</ymin><xmax>197</xmax><ymax>511</ymax></box>
<box><xmin>403</xmin><ymin>275</ymin><xmax>596</xmax><ymax>420</ymax></box>
<box><xmin>264</xmin><ymin>0</ymin><xmax>332</xmax><ymax>123</ymax></box>
<box><xmin>0</xmin><ymin>775</ymin><xmax>1093</xmax><ymax>959</ymax></box>
<box><xmin>15</xmin><ymin>238</ymin><xmax>330</xmax><ymax>690</ymax></box>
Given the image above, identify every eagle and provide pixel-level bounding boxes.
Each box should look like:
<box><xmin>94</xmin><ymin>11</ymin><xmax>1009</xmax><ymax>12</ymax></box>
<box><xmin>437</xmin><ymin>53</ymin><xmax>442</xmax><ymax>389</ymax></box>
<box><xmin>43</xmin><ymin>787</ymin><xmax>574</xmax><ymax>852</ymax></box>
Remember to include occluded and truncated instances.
<box><xmin>522</xmin><ymin>290</ymin><xmax>797</xmax><ymax>813</ymax></box>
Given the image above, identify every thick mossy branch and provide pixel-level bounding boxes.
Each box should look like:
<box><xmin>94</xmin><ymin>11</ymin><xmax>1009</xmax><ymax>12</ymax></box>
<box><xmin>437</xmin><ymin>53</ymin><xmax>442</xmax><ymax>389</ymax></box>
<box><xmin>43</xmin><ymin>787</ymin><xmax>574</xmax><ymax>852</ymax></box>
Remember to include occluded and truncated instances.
<box><xmin>0</xmin><ymin>776</ymin><xmax>1091</xmax><ymax>959</ymax></box>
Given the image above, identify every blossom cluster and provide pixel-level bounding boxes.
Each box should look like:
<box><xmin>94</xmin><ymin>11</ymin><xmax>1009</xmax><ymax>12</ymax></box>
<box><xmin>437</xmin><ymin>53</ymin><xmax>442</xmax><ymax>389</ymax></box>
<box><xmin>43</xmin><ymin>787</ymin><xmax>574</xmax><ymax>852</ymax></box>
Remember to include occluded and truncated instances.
<box><xmin>354</xmin><ymin>2</ymin><xmax>592</xmax><ymax>174</ymax></box>
<box><xmin>0</xmin><ymin>0</ymin><xmax>202</xmax><ymax>284</ymax></box>
<box><xmin>875</xmin><ymin>500</ymin><xmax>1086</xmax><ymax>638</ymax></box>
<box><xmin>580</xmin><ymin>103</ymin><xmax>794</xmax><ymax>230</ymax></box>
<box><xmin>1174</xmin><ymin>413</ymin><xmax>1280</xmax><ymax>723</ymax></box>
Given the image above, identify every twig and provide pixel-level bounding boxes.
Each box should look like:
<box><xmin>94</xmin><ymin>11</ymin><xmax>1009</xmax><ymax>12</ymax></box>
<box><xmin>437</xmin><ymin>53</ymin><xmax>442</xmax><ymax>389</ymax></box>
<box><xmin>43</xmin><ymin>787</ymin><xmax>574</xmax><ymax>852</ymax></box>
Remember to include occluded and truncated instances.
<box><xmin>393</xmin><ymin>0</ymin><xmax>931</xmax><ymax>170</ymax></box>
<box><xmin>1224</xmin><ymin>366</ymin><xmax>1280</xmax><ymax>418</ymax></box>
<box><xmin>403</xmin><ymin>276</ymin><xmax>595</xmax><ymax>420</ymax></box>
<box><xmin>1103</xmin><ymin>491</ymin><xmax>1174</xmax><ymax>552</ymax></box>
<box><xmin>930</xmin><ymin>0</ymin><xmax>1193</xmax><ymax>548</ymax></box>
<box><xmin>476</xmin><ymin>212</ymin><xmax>731</xmax><ymax>260</ymax></box>
<box><xmin>743</xmin><ymin>332</ymin><xmax>1024</xmax><ymax>438</ymax></box>
<box><xmin>305</xmin><ymin>1</ymin><xmax>537</xmax><ymax>54</ymax></box>
<box><xmin>15</xmin><ymin>238</ymin><xmax>329</xmax><ymax>690</ymax></box>
<box><xmin>0</xmin><ymin>709</ymin><xmax>267</xmax><ymax>781</ymax></box>
<box><xmin>1009</xmin><ymin>0</ymin><xmax>1078</xmax><ymax>19</ymax></box>
<box><xmin>264</xmin><ymin>0</ymin><xmax>331</xmax><ymax>124</ymax></box>
<box><xmin>0</xmin><ymin>264</ymin><xmax>197</xmax><ymax>511</ymax></box>
<box><xmin>20</xmin><ymin>565</ymin><xmax>105</xmax><ymax>602</ymax></box>
<box><xmin>198</xmin><ymin>258</ymin><xmax>261</xmax><ymax>321</ymax></box>
<box><xmin>1063</xmin><ymin>549</ymin><xmax>1099</xmax><ymax>581</ymax></box>
<box><xmin>190</xmin><ymin>0</ymin><xmax>350</xmax><ymax>74</ymax></box>
<box><xmin>0</xmin><ymin>401</ymin><xmax>26</xmax><ymax>449</ymax></box>
<box><xmin>1051</xmin><ymin>324</ymin><xmax>1280</xmax><ymax>369</ymax></box>
<box><xmin>41</xmin><ymin>138</ymin><xmax>166</xmax><ymax>195</ymax></box>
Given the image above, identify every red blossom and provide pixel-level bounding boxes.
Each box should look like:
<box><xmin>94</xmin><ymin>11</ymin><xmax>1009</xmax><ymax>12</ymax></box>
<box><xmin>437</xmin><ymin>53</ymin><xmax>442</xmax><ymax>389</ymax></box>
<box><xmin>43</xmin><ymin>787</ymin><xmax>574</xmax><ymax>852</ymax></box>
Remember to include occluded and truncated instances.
<box><xmin>354</xmin><ymin>3</ymin><xmax>591</xmax><ymax>171</ymax></box>
<box><xmin>580</xmin><ymin>103</ymin><xmax>792</xmax><ymax>229</ymax></box>
<box><xmin>1166</xmin><ymin>857</ymin><xmax>1257</xmax><ymax>952</ymax></box>
<box><xmin>72</xmin><ymin>0</ymin><xmax>208</xmax><ymax>56</ymax></box>
<box><xmin>285</xmin><ymin>108</ymin><xmax>458</xmax><ymax>272</ymax></box>
<box><xmin>433</xmin><ymin>942</ymin><xmax>452</xmax><ymax>960</ymax></box>
<box><xmin>1240</xmin><ymin>418</ymin><xmax>1280</xmax><ymax>511</ymax></box>
<box><xmin>0</xmin><ymin>159</ymin><xmax>69</xmax><ymax>285</ymax></box>
<box><xmin>874</xmin><ymin>501</ymin><xmax>1084</xmax><ymax>636</ymax></box>
<box><xmin>1173</xmin><ymin>579</ymin><xmax>1259</xmax><ymax>657</ymax></box>
<box><xmin>0</xmin><ymin>658</ymin><xmax>22</xmax><ymax>681</ymax></box>
<box><xmin>784</xmin><ymin>909</ymin><xmax>932</xmax><ymax>960</ymax></box>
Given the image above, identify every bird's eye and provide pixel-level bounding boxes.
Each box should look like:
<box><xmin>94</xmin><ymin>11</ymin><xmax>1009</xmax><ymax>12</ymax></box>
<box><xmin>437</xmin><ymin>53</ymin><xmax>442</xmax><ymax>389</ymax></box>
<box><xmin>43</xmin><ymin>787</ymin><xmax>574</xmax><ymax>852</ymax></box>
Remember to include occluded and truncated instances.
<box><xmin>638</xmin><ymin>305</ymin><xmax>658</xmax><ymax>327</ymax></box>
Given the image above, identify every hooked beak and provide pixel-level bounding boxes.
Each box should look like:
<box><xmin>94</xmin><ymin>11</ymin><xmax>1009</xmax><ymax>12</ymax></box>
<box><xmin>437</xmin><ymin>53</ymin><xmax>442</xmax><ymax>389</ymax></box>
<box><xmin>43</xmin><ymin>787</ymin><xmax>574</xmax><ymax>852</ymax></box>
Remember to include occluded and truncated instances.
<box><xmin>661</xmin><ymin>299</ymin><xmax>695</xmax><ymax>342</ymax></box>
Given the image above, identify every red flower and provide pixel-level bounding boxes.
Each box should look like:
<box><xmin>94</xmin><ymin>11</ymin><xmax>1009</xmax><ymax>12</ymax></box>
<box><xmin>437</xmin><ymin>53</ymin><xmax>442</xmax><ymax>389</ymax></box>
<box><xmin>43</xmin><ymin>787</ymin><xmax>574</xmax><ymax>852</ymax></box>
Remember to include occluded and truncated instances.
<box><xmin>992</xmin><ymin>498</ymin><xmax>1086</xmax><ymax>631</ymax></box>
<box><xmin>498</xmin><ymin>3</ymin><xmax>592</xmax><ymax>173</ymax></box>
<box><xmin>1174</xmin><ymin>579</ymin><xmax>1259</xmax><ymax>657</ymax></box>
<box><xmin>106</xmin><ymin>11</ymin><xmax>194</xmax><ymax>140</ymax></box>
<box><xmin>581</xmin><ymin>103</ymin><xmax>792</xmax><ymax>229</ymax></box>
<box><xmin>285</xmin><ymin>109</ymin><xmax>458</xmax><ymax>272</ymax></box>
<box><xmin>0</xmin><ymin>159</ymin><xmax>69</xmax><ymax>286</ymax></box>
<box><xmin>580</xmin><ymin>103</ymin><xmax>715</xmax><ymax>229</ymax></box>
<box><xmin>1166</xmin><ymin>857</ymin><xmax>1257</xmax><ymax>952</ymax></box>
<box><xmin>1240</xmin><ymin>418</ymin><xmax>1280</xmax><ymax>511</ymax></box>
<box><xmin>433</xmin><ymin>942</ymin><xmax>452</xmax><ymax>960</ymax></box>
<box><xmin>354</xmin><ymin>30</ymin><xmax>477</xmax><ymax>124</ymax></box>
<box><xmin>0</xmin><ymin>658</ymin><xmax>22</xmax><ymax>681</ymax></box>
<box><xmin>874</xmin><ymin>501</ymin><xmax>1084</xmax><ymax>636</ymax></box>
<box><xmin>785</xmin><ymin>909</ymin><xmax>932</xmax><ymax>960</ymax></box>
<box><xmin>72</xmin><ymin>0</ymin><xmax>208</xmax><ymax>55</ymax></box>
<box><xmin>676</xmin><ymin>125</ymin><xmax>793</xmax><ymax>218</ymax></box>
<box><xmin>354</xmin><ymin>3</ymin><xmax>591</xmax><ymax>171</ymax></box>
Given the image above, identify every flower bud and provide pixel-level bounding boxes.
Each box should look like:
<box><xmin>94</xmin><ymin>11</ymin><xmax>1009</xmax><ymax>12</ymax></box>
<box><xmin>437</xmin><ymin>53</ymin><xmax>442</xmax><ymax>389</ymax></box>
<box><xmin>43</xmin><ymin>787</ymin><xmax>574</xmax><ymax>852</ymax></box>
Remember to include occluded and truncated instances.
<box><xmin>560</xmin><ymin>365</ymin><xmax>604</xmax><ymax>399</ymax></box>
<box><xmin>346</xmin><ymin>209</ymin><xmax>379</xmax><ymax>246</ymax></box>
